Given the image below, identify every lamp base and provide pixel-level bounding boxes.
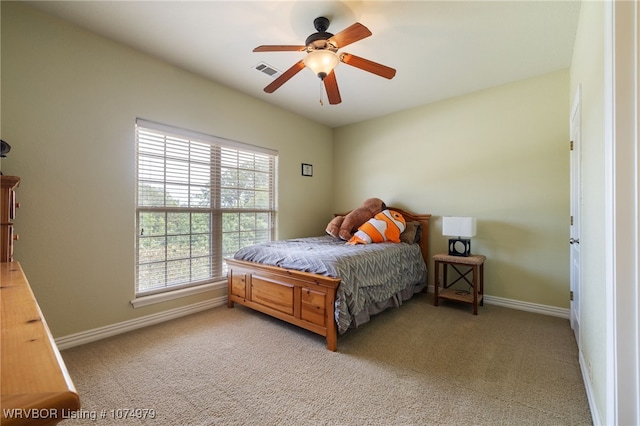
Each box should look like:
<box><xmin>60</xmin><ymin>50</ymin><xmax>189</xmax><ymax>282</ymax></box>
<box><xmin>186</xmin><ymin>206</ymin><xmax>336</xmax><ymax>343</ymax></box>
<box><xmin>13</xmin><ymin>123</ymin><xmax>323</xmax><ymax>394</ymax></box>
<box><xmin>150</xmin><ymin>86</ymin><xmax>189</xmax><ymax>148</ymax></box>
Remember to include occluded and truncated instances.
<box><xmin>448</xmin><ymin>238</ymin><xmax>471</xmax><ymax>257</ymax></box>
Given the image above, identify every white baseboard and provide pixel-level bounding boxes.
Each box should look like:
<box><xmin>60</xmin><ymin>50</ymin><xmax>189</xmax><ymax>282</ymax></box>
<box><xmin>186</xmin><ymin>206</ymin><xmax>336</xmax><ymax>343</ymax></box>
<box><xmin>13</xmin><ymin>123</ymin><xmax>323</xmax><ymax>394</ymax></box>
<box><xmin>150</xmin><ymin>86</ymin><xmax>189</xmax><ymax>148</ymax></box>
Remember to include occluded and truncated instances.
<box><xmin>579</xmin><ymin>350</ymin><xmax>600</xmax><ymax>425</ymax></box>
<box><xmin>483</xmin><ymin>294</ymin><xmax>570</xmax><ymax>318</ymax></box>
<box><xmin>55</xmin><ymin>296</ymin><xmax>227</xmax><ymax>350</ymax></box>
<box><xmin>427</xmin><ymin>285</ymin><xmax>570</xmax><ymax>319</ymax></box>
<box><xmin>57</xmin><ymin>290</ymin><xmax>569</xmax><ymax>351</ymax></box>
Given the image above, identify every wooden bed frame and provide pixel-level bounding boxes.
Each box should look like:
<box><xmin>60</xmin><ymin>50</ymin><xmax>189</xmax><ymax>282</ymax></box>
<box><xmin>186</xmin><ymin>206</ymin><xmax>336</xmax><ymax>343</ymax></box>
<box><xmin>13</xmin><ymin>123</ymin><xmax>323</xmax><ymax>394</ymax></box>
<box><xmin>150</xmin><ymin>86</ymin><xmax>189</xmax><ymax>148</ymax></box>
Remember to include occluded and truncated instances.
<box><xmin>226</xmin><ymin>208</ymin><xmax>431</xmax><ymax>351</ymax></box>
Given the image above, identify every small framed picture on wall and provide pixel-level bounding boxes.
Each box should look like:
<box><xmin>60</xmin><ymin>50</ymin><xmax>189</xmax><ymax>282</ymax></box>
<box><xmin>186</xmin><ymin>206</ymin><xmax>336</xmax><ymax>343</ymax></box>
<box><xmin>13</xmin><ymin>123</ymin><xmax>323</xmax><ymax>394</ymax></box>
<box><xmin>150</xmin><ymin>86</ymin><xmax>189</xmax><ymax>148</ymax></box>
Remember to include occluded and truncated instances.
<box><xmin>301</xmin><ymin>163</ymin><xmax>313</xmax><ymax>177</ymax></box>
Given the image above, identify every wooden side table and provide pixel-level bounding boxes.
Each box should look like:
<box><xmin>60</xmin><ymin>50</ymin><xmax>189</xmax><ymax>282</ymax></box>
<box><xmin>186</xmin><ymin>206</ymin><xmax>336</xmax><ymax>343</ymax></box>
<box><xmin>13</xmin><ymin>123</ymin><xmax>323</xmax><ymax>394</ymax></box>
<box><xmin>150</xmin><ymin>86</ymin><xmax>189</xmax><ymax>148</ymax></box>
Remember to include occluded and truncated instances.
<box><xmin>433</xmin><ymin>253</ymin><xmax>486</xmax><ymax>315</ymax></box>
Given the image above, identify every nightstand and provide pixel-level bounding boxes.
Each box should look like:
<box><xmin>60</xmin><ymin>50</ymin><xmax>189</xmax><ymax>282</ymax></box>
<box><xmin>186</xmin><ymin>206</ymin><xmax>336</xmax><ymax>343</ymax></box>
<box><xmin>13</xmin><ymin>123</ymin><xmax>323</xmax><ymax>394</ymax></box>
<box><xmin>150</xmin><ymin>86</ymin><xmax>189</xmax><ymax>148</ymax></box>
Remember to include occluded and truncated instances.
<box><xmin>433</xmin><ymin>253</ymin><xmax>485</xmax><ymax>315</ymax></box>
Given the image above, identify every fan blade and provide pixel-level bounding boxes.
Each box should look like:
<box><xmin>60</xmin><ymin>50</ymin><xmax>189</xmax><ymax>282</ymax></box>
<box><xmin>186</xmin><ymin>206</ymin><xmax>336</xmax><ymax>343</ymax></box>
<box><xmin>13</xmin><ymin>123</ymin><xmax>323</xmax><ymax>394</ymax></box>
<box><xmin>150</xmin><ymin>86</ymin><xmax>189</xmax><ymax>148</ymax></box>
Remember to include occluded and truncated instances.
<box><xmin>329</xmin><ymin>23</ymin><xmax>372</xmax><ymax>48</ymax></box>
<box><xmin>340</xmin><ymin>53</ymin><xmax>396</xmax><ymax>79</ymax></box>
<box><xmin>324</xmin><ymin>71</ymin><xmax>341</xmax><ymax>105</ymax></box>
<box><xmin>263</xmin><ymin>60</ymin><xmax>305</xmax><ymax>93</ymax></box>
<box><xmin>253</xmin><ymin>45</ymin><xmax>306</xmax><ymax>52</ymax></box>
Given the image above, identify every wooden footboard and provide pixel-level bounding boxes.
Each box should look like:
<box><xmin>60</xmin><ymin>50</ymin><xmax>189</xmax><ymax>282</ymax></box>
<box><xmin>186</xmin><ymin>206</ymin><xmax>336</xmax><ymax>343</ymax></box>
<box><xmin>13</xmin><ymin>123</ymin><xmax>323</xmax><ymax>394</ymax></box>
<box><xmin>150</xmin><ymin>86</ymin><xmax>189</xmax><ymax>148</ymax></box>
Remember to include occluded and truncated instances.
<box><xmin>226</xmin><ymin>258</ymin><xmax>341</xmax><ymax>351</ymax></box>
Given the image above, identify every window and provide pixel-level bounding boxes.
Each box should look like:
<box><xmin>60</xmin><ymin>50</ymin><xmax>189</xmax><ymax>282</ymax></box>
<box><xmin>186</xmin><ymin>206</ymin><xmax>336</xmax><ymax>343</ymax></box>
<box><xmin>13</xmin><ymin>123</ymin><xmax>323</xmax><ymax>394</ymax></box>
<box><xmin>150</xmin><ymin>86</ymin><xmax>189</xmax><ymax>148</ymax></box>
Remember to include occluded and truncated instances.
<box><xmin>135</xmin><ymin>119</ymin><xmax>277</xmax><ymax>297</ymax></box>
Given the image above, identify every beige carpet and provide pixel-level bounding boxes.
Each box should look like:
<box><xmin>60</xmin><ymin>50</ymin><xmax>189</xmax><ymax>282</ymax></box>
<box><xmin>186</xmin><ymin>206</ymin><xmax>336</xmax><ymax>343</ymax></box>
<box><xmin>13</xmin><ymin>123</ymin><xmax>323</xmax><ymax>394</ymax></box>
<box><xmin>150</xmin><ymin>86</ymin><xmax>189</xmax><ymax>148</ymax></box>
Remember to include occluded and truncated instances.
<box><xmin>61</xmin><ymin>294</ymin><xmax>592</xmax><ymax>425</ymax></box>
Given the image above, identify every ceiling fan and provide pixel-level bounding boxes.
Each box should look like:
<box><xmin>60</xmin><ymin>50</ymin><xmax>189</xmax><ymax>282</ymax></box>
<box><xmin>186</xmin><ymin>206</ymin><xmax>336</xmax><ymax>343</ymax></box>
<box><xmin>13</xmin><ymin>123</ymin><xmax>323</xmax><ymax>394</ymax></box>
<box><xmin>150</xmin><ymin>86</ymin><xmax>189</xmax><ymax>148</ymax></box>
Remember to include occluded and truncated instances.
<box><xmin>253</xmin><ymin>17</ymin><xmax>396</xmax><ymax>105</ymax></box>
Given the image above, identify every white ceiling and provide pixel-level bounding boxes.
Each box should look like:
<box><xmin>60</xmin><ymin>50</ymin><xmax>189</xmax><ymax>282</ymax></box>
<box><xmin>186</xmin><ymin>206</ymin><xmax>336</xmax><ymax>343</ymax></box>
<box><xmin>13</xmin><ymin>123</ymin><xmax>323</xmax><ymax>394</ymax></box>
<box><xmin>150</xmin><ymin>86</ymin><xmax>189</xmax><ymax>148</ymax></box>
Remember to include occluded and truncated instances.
<box><xmin>26</xmin><ymin>1</ymin><xmax>581</xmax><ymax>128</ymax></box>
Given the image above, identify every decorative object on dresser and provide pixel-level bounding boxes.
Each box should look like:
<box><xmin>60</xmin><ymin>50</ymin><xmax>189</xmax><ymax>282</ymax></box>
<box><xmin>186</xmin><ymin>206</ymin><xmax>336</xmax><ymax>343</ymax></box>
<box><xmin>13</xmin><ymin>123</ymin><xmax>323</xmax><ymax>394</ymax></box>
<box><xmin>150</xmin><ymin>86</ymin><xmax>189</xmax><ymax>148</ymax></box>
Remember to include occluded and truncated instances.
<box><xmin>1</xmin><ymin>175</ymin><xmax>20</xmax><ymax>263</ymax></box>
<box><xmin>0</xmin><ymin>139</ymin><xmax>12</xmax><ymax>176</ymax></box>
<box><xmin>0</xmin><ymin>139</ymin><xmax>11</xmax><ymax>158</ymax></box>
<box><xmin>227</xmin><ymin>208</ymin><xmax>430</xmax><ymax>351</ymax></box>
<box><xmin>442</xmin><ymin>216</ymin><xmax>476</xmax><ymax>257</ymax></box>
<box><xmin>433</xmin><ymin>253</ymin><xmax>486</xmax><ymax>315</ymax></box>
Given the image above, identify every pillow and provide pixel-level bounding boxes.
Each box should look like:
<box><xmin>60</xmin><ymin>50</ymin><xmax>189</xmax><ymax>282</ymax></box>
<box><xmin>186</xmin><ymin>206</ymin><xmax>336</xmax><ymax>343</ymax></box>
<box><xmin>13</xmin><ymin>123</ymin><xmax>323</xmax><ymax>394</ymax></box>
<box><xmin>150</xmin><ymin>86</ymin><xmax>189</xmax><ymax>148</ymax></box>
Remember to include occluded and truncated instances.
<box><xmin>347</xmin><ymin>209</ymin><xmax>406</xmax><ymax>245</ymax></box>
<box><xmin>400</xmin><ymin>221</ymin><xmax>422</xmax><ymax>244</ymax></box>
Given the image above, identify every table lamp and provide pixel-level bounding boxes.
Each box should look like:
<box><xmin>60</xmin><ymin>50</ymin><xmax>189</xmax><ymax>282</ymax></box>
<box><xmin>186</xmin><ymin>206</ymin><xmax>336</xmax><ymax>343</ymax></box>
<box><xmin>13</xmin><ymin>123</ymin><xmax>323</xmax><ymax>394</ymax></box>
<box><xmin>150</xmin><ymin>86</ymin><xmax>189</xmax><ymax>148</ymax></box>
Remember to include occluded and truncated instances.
<box><xmin>442</xmin><ymin>216</ymin><xmax>476</xmax><ymax>257</ymax></box>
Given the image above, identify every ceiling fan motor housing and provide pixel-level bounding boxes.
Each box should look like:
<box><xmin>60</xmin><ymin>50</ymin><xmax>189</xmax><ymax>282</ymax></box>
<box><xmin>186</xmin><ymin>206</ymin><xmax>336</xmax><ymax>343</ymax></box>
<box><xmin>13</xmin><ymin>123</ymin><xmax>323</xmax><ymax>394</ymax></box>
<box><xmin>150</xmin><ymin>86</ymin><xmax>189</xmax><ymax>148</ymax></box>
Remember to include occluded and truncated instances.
<box><xmin>305</xmin><ymin>17</ymin><xmax>335</xmax><ymax>50</ymax></box>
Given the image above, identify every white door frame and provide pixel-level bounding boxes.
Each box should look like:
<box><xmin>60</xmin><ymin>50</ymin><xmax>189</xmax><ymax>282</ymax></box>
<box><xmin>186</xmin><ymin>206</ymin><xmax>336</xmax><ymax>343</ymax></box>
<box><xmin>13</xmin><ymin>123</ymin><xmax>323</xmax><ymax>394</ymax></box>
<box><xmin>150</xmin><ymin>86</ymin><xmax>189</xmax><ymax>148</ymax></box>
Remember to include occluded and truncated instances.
<box><xmin>570</xmin><ymin>86</ymin><xmax>582</xmax><ymax>343</ymax></box>
<box><xmin>604</xmin><ymin>1</ymin><xmax>639</xmax><ymax>424</ymax></box>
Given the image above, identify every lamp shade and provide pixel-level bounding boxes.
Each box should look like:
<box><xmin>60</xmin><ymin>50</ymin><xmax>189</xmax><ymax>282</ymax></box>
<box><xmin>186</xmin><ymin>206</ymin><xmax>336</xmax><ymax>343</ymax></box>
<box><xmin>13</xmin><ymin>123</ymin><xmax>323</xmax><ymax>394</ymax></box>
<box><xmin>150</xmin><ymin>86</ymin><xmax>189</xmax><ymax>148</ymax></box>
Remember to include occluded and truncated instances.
<box><xmin>303</xmin><ymin>50</ymin><xmax>339</xmax><ymax>80</ymax></box>
<box><xmin>442</xmin><ymin>217</ymin><xmax>476</xmax><ymax>238</ymax></box>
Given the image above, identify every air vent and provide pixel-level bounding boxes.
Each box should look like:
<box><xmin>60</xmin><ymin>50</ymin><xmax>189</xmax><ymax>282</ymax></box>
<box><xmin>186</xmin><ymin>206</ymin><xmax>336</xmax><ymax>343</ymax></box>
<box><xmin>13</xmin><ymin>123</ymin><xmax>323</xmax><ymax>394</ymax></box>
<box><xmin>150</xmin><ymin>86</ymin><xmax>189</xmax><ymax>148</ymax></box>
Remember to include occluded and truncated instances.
<box><xmin>254</xmin><ymin>62</ymin><xmax>281</xmax><ymax>78</ymax></box>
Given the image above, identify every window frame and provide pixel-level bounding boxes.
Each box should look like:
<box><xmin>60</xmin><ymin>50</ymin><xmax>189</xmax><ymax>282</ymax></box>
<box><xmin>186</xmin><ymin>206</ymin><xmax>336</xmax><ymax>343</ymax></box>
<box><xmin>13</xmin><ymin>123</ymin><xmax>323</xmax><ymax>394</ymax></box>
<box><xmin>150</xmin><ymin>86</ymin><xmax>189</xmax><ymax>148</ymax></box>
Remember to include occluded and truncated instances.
<box><xmin>133</xmin><ymin>119</ymin><xmax>277</xmax><ymax>305</ymax></box>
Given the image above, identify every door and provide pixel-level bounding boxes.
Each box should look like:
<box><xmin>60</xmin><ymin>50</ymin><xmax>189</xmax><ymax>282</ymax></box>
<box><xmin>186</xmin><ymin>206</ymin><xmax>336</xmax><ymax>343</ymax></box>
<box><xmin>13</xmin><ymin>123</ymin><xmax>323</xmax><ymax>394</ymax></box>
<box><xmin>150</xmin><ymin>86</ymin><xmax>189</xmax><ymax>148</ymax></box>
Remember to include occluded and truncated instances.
<box><xmin>569</xmin><ymin>86</ymin><xmax>582</xmax><ymax>343</ymax></box>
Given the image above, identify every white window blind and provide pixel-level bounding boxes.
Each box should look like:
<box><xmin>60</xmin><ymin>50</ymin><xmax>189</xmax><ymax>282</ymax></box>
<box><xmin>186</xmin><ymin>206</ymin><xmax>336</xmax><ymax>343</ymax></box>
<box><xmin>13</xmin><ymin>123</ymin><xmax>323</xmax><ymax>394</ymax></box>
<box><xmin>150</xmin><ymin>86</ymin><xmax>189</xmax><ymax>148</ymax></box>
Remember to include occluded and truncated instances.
<box><xmin>135</xmin><ymin>119</ymin><xmax>277</xmax><ymax>296</ymax></box>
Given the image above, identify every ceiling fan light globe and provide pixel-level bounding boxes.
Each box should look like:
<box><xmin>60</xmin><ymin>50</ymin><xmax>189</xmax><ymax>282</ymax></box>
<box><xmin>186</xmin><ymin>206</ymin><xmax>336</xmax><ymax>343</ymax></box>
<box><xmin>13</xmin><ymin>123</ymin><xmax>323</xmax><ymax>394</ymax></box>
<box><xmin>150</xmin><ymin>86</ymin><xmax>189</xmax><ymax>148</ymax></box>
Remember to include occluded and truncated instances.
<box><xmin>303</xmin><ymin>50</ymin><xmax>338</xmax><ymax>80</ymax></box>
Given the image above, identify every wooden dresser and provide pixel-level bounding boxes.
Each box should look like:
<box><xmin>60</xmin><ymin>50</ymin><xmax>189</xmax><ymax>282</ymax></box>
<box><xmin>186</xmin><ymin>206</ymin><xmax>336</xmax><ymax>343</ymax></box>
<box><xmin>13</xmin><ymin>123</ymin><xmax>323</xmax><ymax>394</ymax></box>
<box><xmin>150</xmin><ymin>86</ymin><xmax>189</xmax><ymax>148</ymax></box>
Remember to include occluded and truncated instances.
<box><xmin>1</xmin><ymin>262</ymin><xmax>81</xmax><ymax>425</ymax></box>
<box><xmin>1</xmin><ymin>175</ymin><xmax>20</xmax><ymax>262</ymax></box>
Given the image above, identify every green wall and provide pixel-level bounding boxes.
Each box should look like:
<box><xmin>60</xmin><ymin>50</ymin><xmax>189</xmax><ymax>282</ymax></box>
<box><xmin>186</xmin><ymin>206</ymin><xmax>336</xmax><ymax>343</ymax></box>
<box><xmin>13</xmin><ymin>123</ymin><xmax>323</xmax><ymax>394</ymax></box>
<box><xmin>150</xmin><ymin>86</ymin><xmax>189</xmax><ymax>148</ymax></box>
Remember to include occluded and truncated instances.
<box><xmin>1</xmin><ymin>2</ymin><xmax>334</xmax><ymax>336</ymax></box>
<box><xmin>334</xmin><ymin>70</ymin><xmax>570</xmax><ymax>309</ymax></box>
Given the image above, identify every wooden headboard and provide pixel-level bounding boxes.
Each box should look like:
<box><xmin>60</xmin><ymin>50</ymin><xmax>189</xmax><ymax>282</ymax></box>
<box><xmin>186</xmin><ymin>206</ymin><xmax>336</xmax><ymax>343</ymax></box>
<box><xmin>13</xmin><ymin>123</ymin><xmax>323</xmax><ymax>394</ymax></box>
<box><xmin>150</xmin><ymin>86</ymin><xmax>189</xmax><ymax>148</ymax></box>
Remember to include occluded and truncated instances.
<box><xmin>387</xmin><ymin>207</ymin><xmax>431</xmax><ymax>267</ymax></box>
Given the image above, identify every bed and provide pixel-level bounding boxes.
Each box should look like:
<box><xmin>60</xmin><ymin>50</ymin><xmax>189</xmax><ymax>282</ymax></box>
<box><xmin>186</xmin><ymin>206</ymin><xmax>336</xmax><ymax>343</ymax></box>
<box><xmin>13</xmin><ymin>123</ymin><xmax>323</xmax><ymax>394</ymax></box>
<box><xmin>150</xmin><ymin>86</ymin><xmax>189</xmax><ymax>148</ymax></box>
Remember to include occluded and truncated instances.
<box><xmin>226</xmin><ymin>208</ymin><xmax>431</xmax><ymax>351</ymax></box>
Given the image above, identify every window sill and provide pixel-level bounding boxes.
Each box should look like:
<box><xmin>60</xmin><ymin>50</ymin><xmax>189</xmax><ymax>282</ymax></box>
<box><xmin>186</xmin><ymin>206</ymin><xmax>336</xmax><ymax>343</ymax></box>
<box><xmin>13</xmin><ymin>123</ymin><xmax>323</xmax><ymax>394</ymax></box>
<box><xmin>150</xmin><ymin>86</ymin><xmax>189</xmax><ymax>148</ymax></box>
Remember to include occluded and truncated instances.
<box><xmin>131</xmin><ymin>281</ymin><xmax>226</xmax><ymax>308</ymax></box>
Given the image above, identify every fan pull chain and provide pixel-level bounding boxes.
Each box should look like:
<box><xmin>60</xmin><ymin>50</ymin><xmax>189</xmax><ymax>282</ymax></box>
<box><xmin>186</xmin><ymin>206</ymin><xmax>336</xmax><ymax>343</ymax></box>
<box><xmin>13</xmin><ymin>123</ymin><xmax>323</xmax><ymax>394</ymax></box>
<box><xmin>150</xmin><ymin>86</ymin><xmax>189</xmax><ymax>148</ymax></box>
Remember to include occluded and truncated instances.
<box><xmin>319</xmin><ymin>80</ymin><xmax>324</xmax><ymax>106</ymax></box>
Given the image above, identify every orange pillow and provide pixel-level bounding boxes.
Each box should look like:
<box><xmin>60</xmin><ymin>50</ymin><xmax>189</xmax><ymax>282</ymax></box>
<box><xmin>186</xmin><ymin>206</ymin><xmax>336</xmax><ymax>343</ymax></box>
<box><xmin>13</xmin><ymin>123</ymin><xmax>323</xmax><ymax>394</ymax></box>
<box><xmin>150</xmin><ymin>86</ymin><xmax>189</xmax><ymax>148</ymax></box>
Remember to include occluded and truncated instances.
<box><xmin>347</xmin><ymin>209</ymin><xmax>406</xmax><ymax>245</ymax></box>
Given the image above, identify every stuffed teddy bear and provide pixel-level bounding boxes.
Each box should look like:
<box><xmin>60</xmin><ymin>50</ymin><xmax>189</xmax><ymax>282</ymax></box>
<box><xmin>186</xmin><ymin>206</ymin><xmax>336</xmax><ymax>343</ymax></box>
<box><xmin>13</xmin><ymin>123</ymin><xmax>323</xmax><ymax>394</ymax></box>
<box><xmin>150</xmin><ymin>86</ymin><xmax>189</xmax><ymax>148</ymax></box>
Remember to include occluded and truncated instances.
<box><xmin>326</xmin><ymin>198</ymin><xmax>386</xmax><ymax>241</ymax></box>
<box><xmin>347</xmin><ymin>209</ymin><xmax>406</xmax><ymax>245</ymax></box>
